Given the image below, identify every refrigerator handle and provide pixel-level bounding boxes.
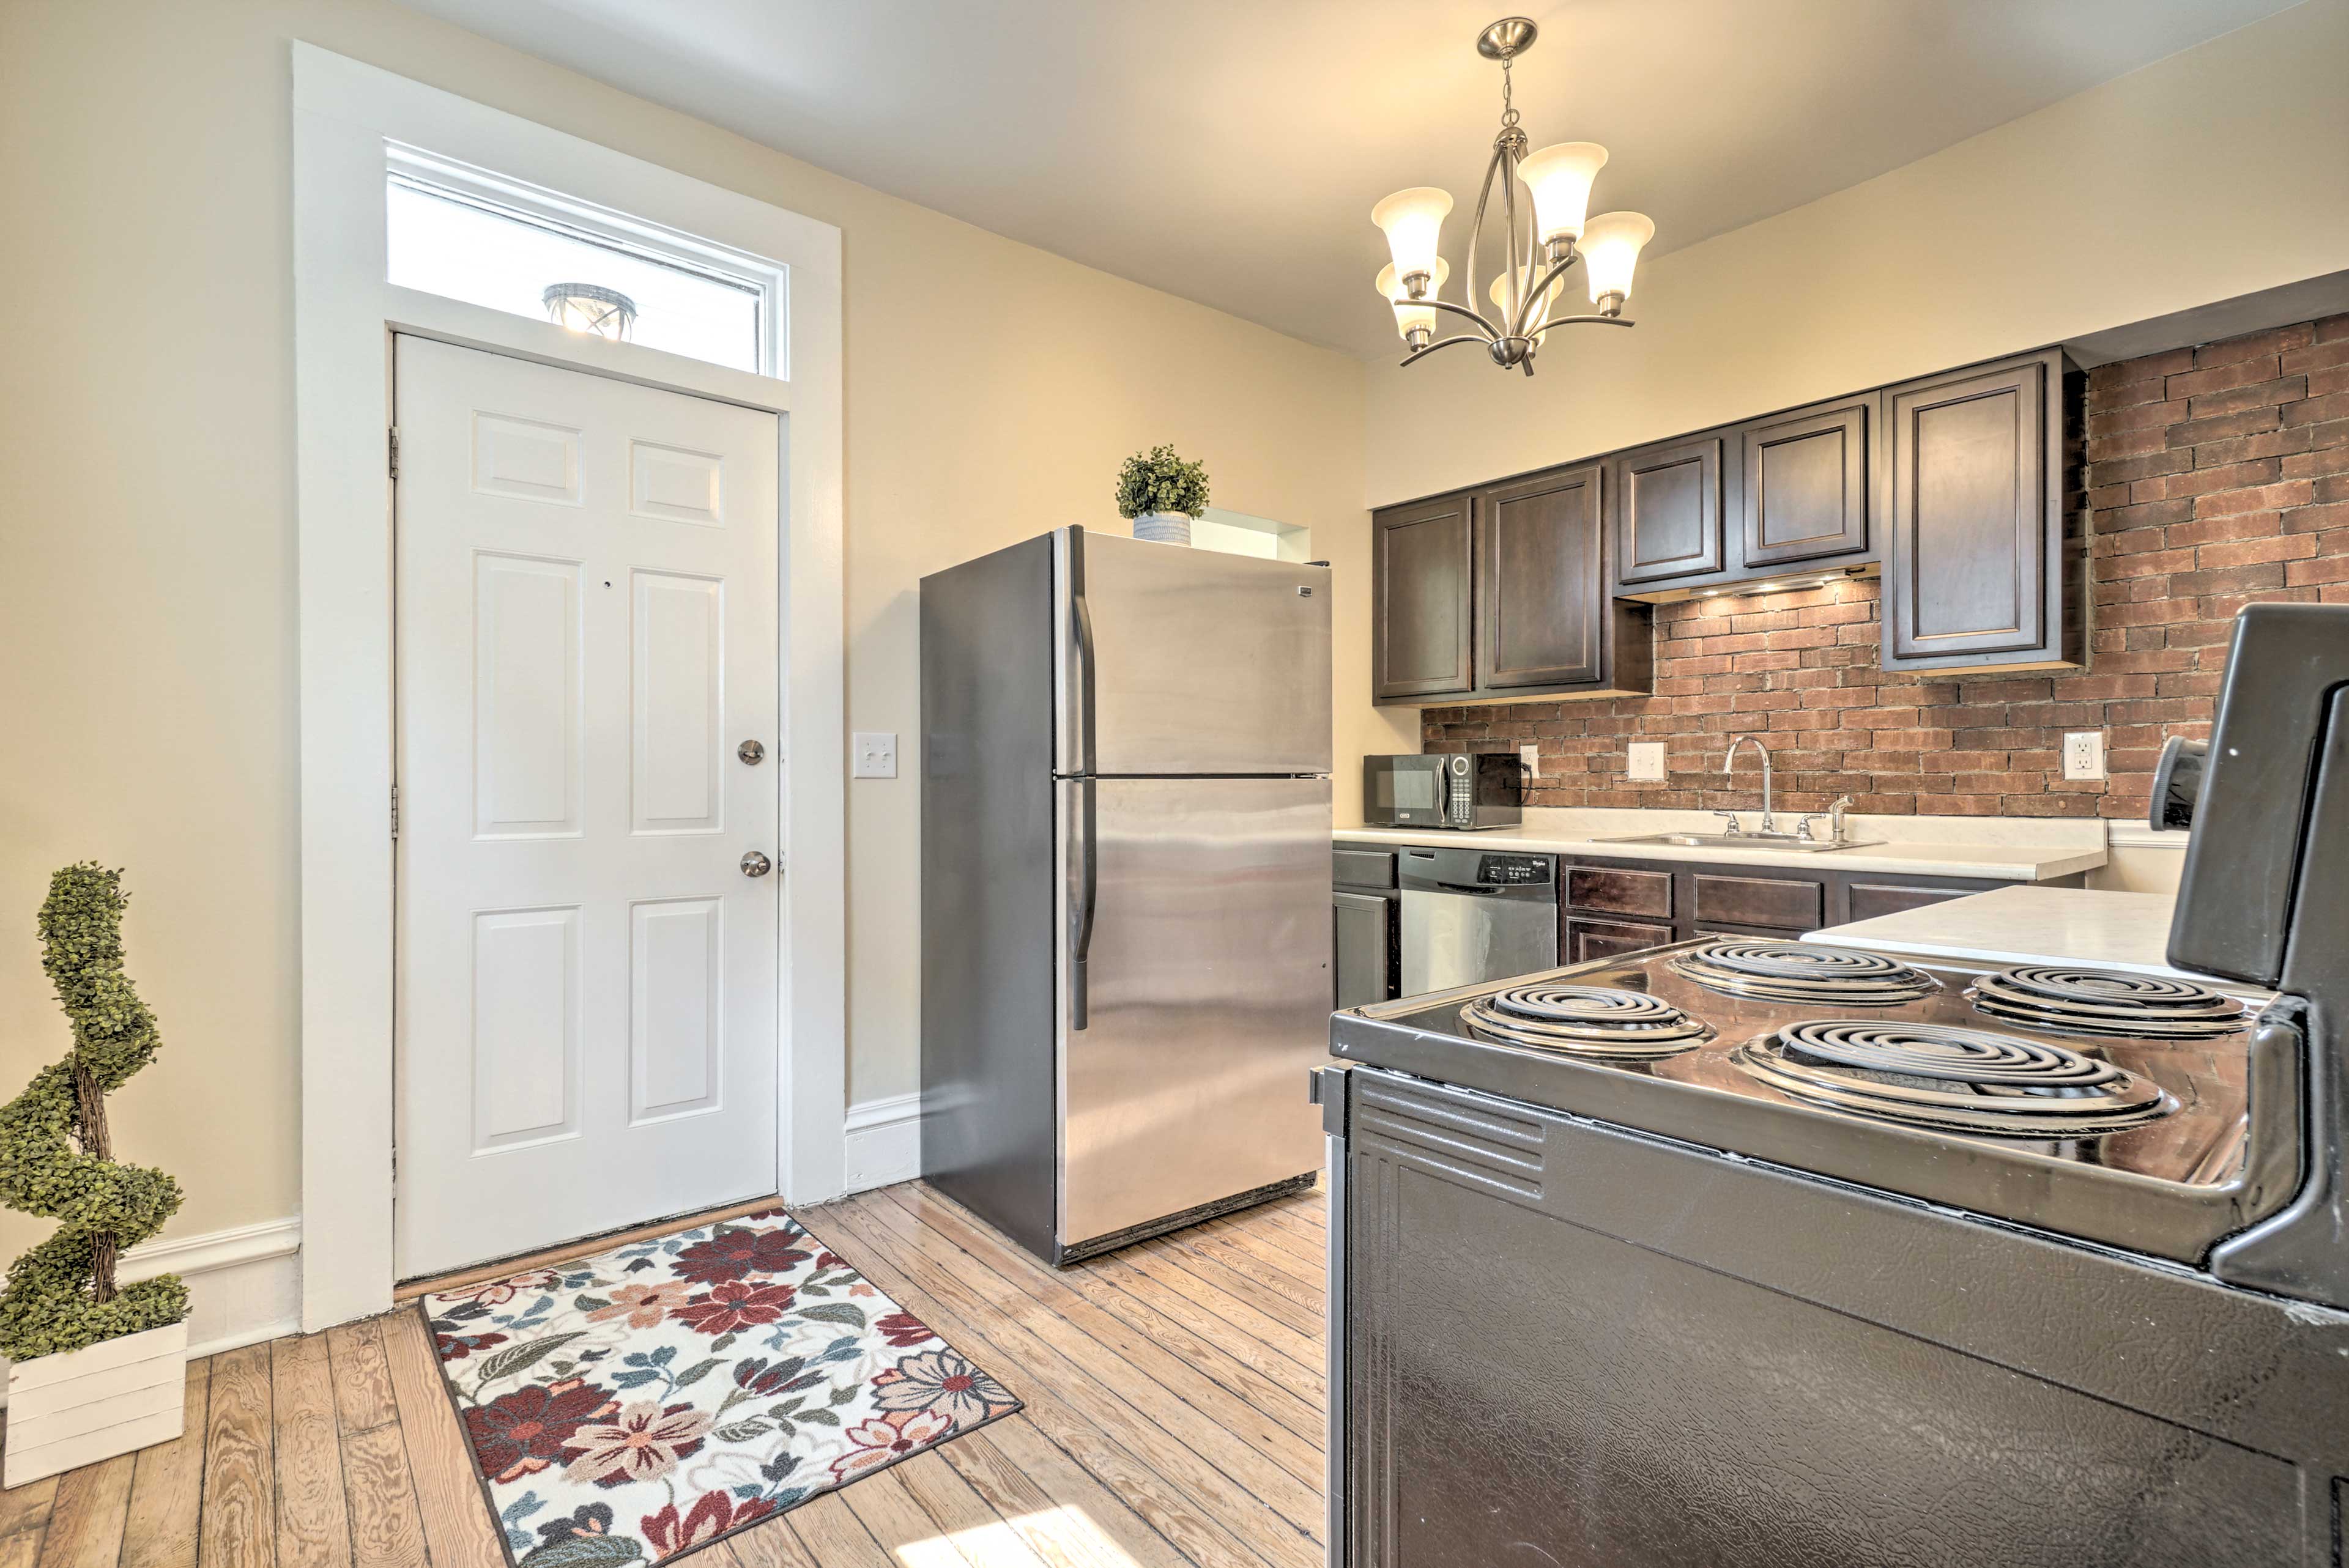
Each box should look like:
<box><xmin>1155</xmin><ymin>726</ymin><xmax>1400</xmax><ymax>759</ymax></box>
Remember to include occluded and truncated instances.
<box><xmin>1067</xmin><ymin>525</ymin><xmax>1097</xmax><ymax>776</ymax></box>
<box><xmin>1069</xmin><ymin>777</ymin><xmax>1097</xmax><ymax>1030</ymax></box>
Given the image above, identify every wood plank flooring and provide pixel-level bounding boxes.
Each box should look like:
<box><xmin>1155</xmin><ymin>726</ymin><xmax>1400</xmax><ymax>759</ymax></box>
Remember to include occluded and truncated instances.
<box><xmin>0</xmin><ymin>1181</ymin><xmax>1329</xmax><ymax>1568</ymax></box>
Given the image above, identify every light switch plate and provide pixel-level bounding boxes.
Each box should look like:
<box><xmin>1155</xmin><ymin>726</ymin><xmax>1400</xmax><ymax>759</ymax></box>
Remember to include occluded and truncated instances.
<box><xmin>1520</xmin><ymin>744</ymin><xmax>1540</xmax><ymax>780</ymax></box>
<box><xmin>2061</xmin><ymin>731</ymin><xmax>2106</xmax><ymax>782</ymax></box>
<box><xmin>1628</xmin><ymin>741</ymin><xmax>1666</xmax><ymax>782</ymax></box>
<box><xmin>852</xmin><ymin>731</ymin><xmax>898</xmax><ymax>779</ymax></box>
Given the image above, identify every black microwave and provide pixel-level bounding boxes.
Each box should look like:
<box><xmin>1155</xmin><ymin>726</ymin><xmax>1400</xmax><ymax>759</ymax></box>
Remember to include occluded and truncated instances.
<box><xmin>1362</xmin><ymin>753</ymin><xmax>1524</xmax><ymax>830</ymax></box>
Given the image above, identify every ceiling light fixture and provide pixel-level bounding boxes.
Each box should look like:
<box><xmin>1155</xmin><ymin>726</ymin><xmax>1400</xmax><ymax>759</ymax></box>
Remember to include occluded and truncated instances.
<box><xmin>541</xmin><ymin>282</ymin><xmax>637</xmax><ymax>340</ymax></box>
<box><xmin>1370</xmin><ymin>17</ymin><xmax>1653</xmax><ymax>375</ymax></box>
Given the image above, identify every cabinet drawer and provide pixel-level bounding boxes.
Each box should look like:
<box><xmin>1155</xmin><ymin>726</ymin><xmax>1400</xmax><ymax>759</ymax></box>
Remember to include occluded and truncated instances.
<box><xmin>1694</xmin><ymin>874</ymin><xmax>1822</xmax><ymax>930</ymax></box>
<box><xmin>1567</xmin><ymin>917</ymin><xmax>1676</xmax><ymax>964</ymax></box>
<box><xmin>1846</xmin><ymin>880</ymin><xmax>1975</xmax><ymax>923</ymax></box>
<box><xmin>1565</xmin><ymin>865</ymin><xmax>1673</xmax><ymax>919</ymax></box>
<box><xmin>1334</xmin><ymin>846</ymin><xmax>1397</xmax><ymax>890</ymax></box>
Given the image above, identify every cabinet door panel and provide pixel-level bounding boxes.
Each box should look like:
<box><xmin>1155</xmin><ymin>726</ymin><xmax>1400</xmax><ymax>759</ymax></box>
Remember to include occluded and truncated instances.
<box><xmin>1373</xmin><ymin>495</ymin><xmax>1474</xmax><ymax>700</ymax></box>
<box><xmin>1743</xmin><ymin>396</ymin><xmax>1872</xmax><ymax>568</ymax></box>
<box><xmin>1335</xmin><ymin>890</ymin><xmax>1396</xmax><ymax>1009</ymax></box>
<box><xmin>1479</xmin><ymin>465</ymin><xmax>1603</xmax><ymax>690</ymax></box>
<box><xmin>1884</xmin><ymin>355</ymin><xmax>2058</xmax><ymax>665</ymax></box>
<box><xmin>1612</xmin><ymin>435</ymin><xmax>1724</xmax><ymax>585</ymax></box>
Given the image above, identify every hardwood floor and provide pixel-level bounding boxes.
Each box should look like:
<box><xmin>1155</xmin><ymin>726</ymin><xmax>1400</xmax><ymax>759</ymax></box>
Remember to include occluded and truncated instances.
<box><xmin>0</xmin><ymin>1181</ymin><xmax>1329</xmax><ymax>1568</ymax></box>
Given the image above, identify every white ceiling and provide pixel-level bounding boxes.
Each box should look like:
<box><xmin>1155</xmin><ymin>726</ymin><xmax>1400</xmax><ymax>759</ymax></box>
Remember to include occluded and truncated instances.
<box><xmin>398</xmin><ymin>0</ymin><xmax>2303</xmax><ymax>358</ymax></box>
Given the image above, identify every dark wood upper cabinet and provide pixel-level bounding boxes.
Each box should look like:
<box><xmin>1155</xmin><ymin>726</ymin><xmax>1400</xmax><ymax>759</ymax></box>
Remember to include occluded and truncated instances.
<box><xmin>1612</xmin><ymin>434</ymin><xmax>1726</xmax><ymax>585</ymax></box>
<box><xmin>1742</xmin><ymin>394</ymin><xmax>1874</xmax><ymax>569</ymax></box>
<box><xmin>1882</xmin><ymin>349</ymin><xmax>2084</xmax><ymax>672</ymax></box>
<box><xmin>1371</xmin><ymin>494</ymin><xmax>1474</xmax><ymax>701</ymax></box>
<box><xmin>1368</xmin><ymin>342</ymin><xmax>2084</xmax><ymax>699</ymax></box>
<box><xmin>1477</xmin><ymin>465</ymin><xmax>1605</xmax><ymax>690</ymax></box>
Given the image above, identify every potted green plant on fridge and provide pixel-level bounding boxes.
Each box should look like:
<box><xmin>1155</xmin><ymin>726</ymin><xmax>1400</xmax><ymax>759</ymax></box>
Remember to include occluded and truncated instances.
<box><xmin>1</xmin><ymin>864</ymin><xmax>189</xmax><ymax>1488</ymax></box>
<box><xmin>1115</xmin><ymin>443</ymin><xmax>1211</xmax><ymax>545</ymax></box>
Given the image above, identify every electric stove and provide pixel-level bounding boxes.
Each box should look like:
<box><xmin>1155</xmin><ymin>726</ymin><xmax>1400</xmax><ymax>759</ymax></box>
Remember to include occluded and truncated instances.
<box><xmin>1316</xmin><ymin>605</ymin><xmax>2349</xmax><ymax>1568</ymax></box>
<box><xmin>1332</xmin><ymin>936</ymin><xmax>2285</xmax><ymax>1263</ymax></box>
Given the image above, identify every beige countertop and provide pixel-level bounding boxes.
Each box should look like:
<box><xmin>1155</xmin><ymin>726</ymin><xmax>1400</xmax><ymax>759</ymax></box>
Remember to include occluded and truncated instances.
<box><xmin>1803</xmin><ymin>885</ymin><xmax>2219</xmax><ymax>978</ymax></box>
<box><xmin>1334</xmin><ymin>807</ymin><xmax>2106</xmax><ymax>883</ymax></box>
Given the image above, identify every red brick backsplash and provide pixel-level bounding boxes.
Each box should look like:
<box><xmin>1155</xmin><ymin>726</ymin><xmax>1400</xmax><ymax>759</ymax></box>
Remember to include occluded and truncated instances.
<box><xmin>1422</xmin><ymin>314</ymin><xmax>2349</xmax><ymax>818</ymax></box>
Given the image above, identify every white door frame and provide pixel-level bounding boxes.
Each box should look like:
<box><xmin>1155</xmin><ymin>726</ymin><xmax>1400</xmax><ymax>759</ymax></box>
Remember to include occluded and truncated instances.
<box><xmin>291</xmin><ymin>44</ymin><xmax>846</xmax><ymax>1332</ymax></box>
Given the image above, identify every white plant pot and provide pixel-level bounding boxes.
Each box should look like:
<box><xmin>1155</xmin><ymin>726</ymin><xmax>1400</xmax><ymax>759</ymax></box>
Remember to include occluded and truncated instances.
<box><xmin>4</xmin><ymin>1320</ymin><xmax>188</xmax><ymax>1487</ymax></box>
<box><xmin>1131</xmin><ymin>511</ymin><xmax>1193</xmax><ymax>545</ymax></box>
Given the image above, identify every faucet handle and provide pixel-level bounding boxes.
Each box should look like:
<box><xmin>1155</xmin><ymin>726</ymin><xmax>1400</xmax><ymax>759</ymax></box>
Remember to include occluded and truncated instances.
<box><xmin>1794</xmin><ymin>815</ymin><xmax>1820</xmax><ymax>842</ymax></box>
<box><xmin>1710</xmin><ymin>810</ymin><xmax>1743</xmax><ymax>835</ymax></box>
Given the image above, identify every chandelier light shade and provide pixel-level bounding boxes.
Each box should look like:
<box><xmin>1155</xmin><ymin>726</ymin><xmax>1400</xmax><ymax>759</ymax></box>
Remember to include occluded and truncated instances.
<box><xmin>1370</xmin><ymin>188</ymin><xmax>1453</xmax><ymax>287</ymax></box>
<box><xmin>1367</xmin><ymin>18</ymin><xmax>1653</xmax><ymax>374</ymax></box>
<box><xmin>1515</xmin><ymin>141</ymin><xmax>1608</xmax><ymax>243</ymax></box>
<box><xmin>1491</xmin><ymin>270</ymin><xmax>1557</xmax><ymax>344</ymax></box>
<box><xmin>1378</xmin><ymin>259</ymin><xmax>1452</xmax><ymax>342</ymax></box>
<box><xmin>1578</xmin><ymin>212</ymin><xmax>1655</xmax><ymax>308</ymax></box>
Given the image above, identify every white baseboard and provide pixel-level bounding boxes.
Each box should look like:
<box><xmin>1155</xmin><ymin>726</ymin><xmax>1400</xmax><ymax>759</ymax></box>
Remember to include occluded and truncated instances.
<box><xmin>842</xmin><ymin>1093</ymin><xmax>922</xmax><ymax>1193</ymax></box>
<box><xmin>0</xmin><ymin>1217</ymin><xmax>301</xmax><ymax>1408</ymax></box>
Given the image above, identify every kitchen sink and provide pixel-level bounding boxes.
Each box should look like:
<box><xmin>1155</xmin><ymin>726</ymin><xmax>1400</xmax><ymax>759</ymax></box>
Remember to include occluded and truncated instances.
<box><xmin>1594</xmin><ymin>832</ymin><xmax>1882</xmax><ymax>854</ymax></box>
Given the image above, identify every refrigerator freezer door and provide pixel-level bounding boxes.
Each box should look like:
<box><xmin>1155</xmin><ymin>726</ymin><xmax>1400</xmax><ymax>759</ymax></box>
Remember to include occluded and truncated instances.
<box><xmin>1057</xmin><ymin>530</ymin><xmax>1332</xmax><ymax>777</ymax></box>
<box><xmin>1057</xmin><ymin>775</ymin><xmax>1332</xmax><ymax>1249</ymax></box>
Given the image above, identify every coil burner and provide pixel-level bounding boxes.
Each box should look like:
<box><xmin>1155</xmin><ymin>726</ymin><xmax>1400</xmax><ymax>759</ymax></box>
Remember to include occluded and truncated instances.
<box><xmin>1731</xmin><ymin>1019</ymin><xmax>2175</xmax><ymax>1136</ymax></box>
<box><xmin>1461</xmin><ymin>984</ymin><xmax>1715</xmax><ymax>1060</ymax></box>
<box><xmin>1666</xmin><ymin>939</ymin><xmax>1940</xmax><ymax>1006</ymax></box>
<box><xmin>1968</xmin><ymin>965</ymin><xmax>2249</xmax><ymax>1040</ymax></box>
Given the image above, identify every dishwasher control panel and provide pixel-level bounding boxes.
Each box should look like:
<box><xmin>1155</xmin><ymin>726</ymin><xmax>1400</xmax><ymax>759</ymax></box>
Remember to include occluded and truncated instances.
<box><xmin>1477</xmin><ymin>855</ymin><xmax>1553</xmax><ymax>886</ymax></box>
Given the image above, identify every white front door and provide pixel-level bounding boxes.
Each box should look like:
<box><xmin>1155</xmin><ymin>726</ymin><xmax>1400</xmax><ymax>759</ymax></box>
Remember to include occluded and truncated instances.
<box><xmin>393</xmin><ymin>335</ymin><xmax>781</xmax><ymax>1278</ymax></box>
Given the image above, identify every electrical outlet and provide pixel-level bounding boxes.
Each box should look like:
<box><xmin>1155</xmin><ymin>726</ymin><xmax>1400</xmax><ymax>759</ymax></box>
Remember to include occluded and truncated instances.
<box><xmin>2062</xmin><ymin>731</ymin><xmax>2106</xmax><ymax>782</ymax></box>
<box><xmin>852</xmin><ymin>731</ymin><xmax>897</xmax><ymax>779</ymax></box>
<box><xmin>1628</xmin><ymin>741</ymin><xmax>1667</xmax><ymax>782</ymax></box>
<box><xmin>1520</xmin><ymin>744</ymin><xmax>1540</xmax><ymax>780</ymax></box>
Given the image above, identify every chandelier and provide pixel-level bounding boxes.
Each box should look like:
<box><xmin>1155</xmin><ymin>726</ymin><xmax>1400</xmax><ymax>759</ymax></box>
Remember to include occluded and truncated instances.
<box><xmin>1370</xmin><ymin>17</ymin><xmax>1653</xmax><ymax>375</ymax></box>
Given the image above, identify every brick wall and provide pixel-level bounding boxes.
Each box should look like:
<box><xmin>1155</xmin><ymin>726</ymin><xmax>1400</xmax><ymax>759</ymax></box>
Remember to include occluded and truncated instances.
<box><xmin>1421</xmin><ymin>315</ymin><xmax>2349</xmax><ymax>818</ymax></box>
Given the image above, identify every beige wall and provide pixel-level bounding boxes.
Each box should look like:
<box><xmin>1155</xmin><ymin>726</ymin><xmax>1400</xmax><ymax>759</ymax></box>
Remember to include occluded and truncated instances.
<box><xmin>12</xmin><ymin>0</ymin><xmax>2325</xmax><ymax>1260</ymax></box>
<box><xmin>0</xmin><ymin>0</ymin><xmax>1398</xmax><ymax>1259</ymax></box>
<box><xmin>1364</xmin><ymin>0</ymin><xmax>2349</xmax><ymax>506</ymax></box>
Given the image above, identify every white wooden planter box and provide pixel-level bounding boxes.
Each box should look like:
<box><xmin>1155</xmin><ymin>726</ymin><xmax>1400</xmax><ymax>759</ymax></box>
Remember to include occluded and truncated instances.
<box><xmin>4</xmin><ymin>1320</ymin><xmax>188</xmax><ymax>1488</ymax></box>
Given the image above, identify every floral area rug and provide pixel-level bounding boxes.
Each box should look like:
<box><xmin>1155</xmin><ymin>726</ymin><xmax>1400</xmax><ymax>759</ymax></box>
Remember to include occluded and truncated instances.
<box><xmin>418</xmin><ymin>1204</ymin><xmax>1022</xmax><ymax>1567</ymax></box>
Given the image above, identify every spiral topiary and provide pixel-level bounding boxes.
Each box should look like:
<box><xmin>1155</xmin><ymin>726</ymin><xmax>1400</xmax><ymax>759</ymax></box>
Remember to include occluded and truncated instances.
<box><xmin>0</xmin><ymin>865</ymin><xmax>187</xmax><ymax>1361</ymax></box>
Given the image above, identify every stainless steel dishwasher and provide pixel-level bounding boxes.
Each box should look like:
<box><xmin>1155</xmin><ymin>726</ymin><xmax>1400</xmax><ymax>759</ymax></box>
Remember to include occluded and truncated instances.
<box><xmin>1398</xmin><ymin>845</ymin><xmax>1559</xmax><ymax>995</ymax></box>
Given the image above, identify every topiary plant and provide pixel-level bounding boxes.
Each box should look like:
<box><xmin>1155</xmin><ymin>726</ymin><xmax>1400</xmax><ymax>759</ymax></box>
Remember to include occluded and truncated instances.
<box><xmin>0</xmin><ymin>865</ymin><xmax>187</xmax><ymax>1361</ymax></box>
<box><xmin>1113</xmin><ymin>443</ymin><xmax>1211</xmax><ymax>520</ymax></box>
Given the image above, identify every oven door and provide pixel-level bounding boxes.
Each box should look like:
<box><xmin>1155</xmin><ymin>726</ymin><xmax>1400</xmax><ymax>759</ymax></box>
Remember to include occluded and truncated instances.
<box><xmin>1365</xmin><ymin>755</ymin><xmax>1452</xmax><ymax>829</ymax></box>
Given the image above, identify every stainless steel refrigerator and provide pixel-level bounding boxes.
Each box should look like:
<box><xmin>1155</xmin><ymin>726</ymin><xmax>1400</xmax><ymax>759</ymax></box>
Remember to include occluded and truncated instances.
<box><xmin>920</xmin><ymin>526</ymin><xmax>1332</xmax><ymax>1264</ymax></box>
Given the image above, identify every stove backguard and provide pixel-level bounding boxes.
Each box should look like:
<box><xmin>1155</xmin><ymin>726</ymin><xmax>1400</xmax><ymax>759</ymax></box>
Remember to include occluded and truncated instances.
<box><xmin>2165</xmin><ymin>603</ymin><xmax>2349</xmax><ymax>1311</ymax></box>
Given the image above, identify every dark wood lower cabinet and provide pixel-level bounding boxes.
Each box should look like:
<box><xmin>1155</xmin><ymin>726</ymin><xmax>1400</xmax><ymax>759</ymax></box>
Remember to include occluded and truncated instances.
<box><xmin>1335</xmin><ymin>890</ymin><xmax>1399</xmax><ymax>1009</ymax></box>
<box><xmin>1560</xmin><ymin>854</ymin><xmax>2008</xmax><ymax>956</ymax></box>
<box><xmin>1833</xmin><ymin>877</ymin><xmax>1989</xmax><ymax>926</ymax></box>
<box><xmin>1567</xmin><ymin>916</ymin><xmax>1677</xmax><ymax>963</ymax></box>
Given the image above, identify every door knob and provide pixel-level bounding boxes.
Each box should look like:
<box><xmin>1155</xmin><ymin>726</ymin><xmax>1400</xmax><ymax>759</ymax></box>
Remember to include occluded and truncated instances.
<box><xmin>740</xmin><ymin>851</ymin><xmax>773</xmax><ymax>878</ymax></box>
<box><xmin>737</xmin><ymin>739</ymin><xmax>765</xmax><ymax>764</ymax></box>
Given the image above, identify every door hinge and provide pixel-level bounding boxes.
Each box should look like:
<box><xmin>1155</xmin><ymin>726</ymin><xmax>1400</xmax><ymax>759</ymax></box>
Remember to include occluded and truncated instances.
<box><xmin>388</xmin><ymin>426</ymin><xmax>400</xmax><ymax>479</ymax></box>
<box><xmin>390</xmin><ymin>783</ymin><xmax>400</xmax><ymax>840</ymax></box>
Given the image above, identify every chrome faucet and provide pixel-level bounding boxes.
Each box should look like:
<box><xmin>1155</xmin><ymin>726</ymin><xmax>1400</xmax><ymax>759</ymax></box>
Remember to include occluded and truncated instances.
<box><xmin>1723</xmin><ymin>734</ymin><xmax>1777</xmax><ymax>834</ymax></box>
<box><xmin>1796</xmin><ymin>795</ymin><xmax>1855</xmax><ymax>845</ymax></box>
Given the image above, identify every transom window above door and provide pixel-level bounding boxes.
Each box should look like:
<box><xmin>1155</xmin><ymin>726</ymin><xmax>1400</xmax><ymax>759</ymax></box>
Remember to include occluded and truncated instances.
<box><xmin>384</xmin><ymin>147</ymin><xmax>781</xmax><ymax>375</ymax></box>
